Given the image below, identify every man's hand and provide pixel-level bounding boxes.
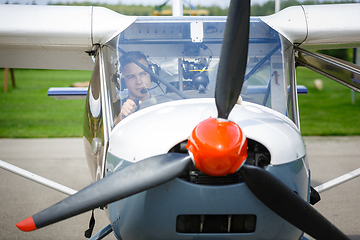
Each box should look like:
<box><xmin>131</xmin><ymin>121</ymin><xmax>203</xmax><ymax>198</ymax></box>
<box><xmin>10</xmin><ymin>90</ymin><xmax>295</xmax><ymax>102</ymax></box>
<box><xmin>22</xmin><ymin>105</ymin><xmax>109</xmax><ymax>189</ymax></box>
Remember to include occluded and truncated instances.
<box><xmin>115</xmin><ymin>99</ymin><xmax>142</xmax><ymax>125</ymax></box>
<box><xmin>121</xmin><ymin>99</ymin><xmax>141</xmax><ymax>118</ymax></box>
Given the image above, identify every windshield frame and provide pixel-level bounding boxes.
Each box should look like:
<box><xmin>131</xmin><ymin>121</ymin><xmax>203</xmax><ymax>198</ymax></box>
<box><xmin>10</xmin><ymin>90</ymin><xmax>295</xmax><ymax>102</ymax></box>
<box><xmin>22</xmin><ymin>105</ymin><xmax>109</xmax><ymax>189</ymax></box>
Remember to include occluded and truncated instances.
<box><xmin>100</xmin><ymin>16</ymin><xmax>299</xmax><ymax>131</ymax></box>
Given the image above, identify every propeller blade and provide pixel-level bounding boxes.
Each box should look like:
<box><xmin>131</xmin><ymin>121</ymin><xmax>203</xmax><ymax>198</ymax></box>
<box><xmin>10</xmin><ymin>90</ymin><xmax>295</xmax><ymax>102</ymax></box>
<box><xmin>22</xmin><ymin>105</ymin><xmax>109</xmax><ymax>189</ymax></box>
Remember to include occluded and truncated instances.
<box><xmin>16</xmin><ymin>153</ymin><xmax>191</xmax><ymax>232</ymax></box>
<box><xmin>215</xmin><ymin>0</ymin><xmax>250</xmax><ymax>119</ymax></box>
<box><xmin>240</xmin><ymin>164</ymin><xmax>350</xmax><ymax>240</ymax></box>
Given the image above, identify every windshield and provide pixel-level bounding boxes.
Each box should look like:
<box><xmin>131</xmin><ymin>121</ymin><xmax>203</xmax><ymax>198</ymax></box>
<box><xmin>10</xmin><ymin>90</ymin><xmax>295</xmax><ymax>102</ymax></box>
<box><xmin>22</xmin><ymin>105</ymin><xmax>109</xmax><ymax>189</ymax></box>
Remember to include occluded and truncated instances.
<box><xmin>102</xmin><ymin>16</ymin><xmax>296</xmax><ymax>129</ymax></box>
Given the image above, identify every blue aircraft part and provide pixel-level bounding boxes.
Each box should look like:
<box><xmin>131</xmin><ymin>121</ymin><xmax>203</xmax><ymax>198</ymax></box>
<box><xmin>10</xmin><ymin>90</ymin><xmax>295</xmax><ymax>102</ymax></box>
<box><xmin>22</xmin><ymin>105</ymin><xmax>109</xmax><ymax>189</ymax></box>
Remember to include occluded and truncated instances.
<box><xmin>296</xmin><ymin>85</ymin><xmax>308</xmax><ymax>94</ymax></box>
<box><xmin>246</xmin><ymin>85</ymin><xmax>308</xmax><ymax>95</ymax></box>
<box><xmin>47</xmin><ymin>87</ymin><xmax>88</xmax><ymax>99</ymax></box>
<box><xmin>106</xmin><ymin>153</ymin><xmax>309</xmax><ymax>240</ymax></box>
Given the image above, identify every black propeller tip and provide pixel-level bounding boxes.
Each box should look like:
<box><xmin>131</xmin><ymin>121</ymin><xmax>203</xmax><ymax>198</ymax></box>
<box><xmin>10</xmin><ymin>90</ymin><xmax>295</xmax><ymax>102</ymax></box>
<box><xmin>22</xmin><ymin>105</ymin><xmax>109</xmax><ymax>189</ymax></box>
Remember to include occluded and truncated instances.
<box><xmin>215</xmin><ymin>0</ymin><xmax>250</xmax><ymax>119</ymax></box>
<box><xmin>240</xmin><ymin>164</ymin><xmax>350</xmax><ymax>240</ymax></box>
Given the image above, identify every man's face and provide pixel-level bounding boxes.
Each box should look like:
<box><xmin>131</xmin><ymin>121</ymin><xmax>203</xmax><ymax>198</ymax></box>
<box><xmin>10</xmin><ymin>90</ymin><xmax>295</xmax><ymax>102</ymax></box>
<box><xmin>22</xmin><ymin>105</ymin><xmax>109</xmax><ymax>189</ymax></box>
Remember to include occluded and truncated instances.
<box><xmin>123</xmin><ymin>58</ymin><xmax>151</xmax><ymax>101</ymax></box>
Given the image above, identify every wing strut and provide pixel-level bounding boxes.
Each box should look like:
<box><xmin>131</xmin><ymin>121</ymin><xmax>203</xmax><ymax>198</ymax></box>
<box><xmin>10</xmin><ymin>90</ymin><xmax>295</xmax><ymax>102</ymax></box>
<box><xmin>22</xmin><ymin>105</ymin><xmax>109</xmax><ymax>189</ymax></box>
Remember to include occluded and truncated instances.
<box><xmin>314</xmin><ymin>167</ymin><xmax>360</xmax><ymax>193</ymax></box>
<box><xmin>0</xmin><ymin>159</ymin><xmax>77</xmax><ymax>196</ymax></box>
<box><xmin>88</xmin><ymin>224</ymin><xmax>113</xmax><ymax>240</ymax></box>
<box><xmin>295</xmin><ymin>46</ymin><xmax>360</xmax><ymax>92</ymax></box>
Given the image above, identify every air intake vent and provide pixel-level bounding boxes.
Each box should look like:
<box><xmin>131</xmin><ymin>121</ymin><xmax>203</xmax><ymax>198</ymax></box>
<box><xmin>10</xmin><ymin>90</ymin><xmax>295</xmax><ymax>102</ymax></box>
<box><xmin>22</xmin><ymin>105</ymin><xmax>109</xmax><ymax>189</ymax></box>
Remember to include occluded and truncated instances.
<box><xmin>176</xmin><ymin>214</ymin><xmax>256</xmax><ymax>234</ymax></box>
<box><xmin>181</xmin><ymin>168</ymin><xmax>243</xmax><ymax>185</ymax></box>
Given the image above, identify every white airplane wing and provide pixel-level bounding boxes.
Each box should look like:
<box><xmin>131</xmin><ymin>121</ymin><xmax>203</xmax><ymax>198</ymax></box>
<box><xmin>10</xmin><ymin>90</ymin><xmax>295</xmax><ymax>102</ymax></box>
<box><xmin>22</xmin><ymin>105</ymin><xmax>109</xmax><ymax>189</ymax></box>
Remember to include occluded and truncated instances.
<box><xmin>261</xmin><ymin>3</ymin><xmax>360</xmax><ymax>49</ymax></box>
<box><xmin>0</xmin><ymin>5</ymin><xmax>136</xmax><ymax>70</ymax></box>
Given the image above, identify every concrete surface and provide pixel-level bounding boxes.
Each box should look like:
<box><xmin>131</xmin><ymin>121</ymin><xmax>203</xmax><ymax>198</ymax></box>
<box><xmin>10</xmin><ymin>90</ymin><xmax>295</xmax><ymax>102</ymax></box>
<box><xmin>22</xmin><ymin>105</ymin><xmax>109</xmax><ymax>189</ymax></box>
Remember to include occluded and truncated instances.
<box><xmin>0</xmin><ymin>138</ymin><xmax>116</xmax><ymax>240</ymax></box>
<box><xmin>0</xmin><ymin>137</ymin><xmax>359</xmax><ymax>240</ymax></box>
<box><xmin>304</xmin><ymin>136</ymin><xmax>360</xmax><ymax>240</ymax></box>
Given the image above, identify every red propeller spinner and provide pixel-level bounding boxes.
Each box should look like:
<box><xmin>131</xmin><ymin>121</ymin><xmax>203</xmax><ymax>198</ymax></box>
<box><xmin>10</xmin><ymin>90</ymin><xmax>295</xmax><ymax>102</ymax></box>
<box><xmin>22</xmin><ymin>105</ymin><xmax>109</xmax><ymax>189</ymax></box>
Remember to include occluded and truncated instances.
<box><xmin>186</xmin><ymin>117</ymin><xmax>247</xmax><ymax>176</ymax></box>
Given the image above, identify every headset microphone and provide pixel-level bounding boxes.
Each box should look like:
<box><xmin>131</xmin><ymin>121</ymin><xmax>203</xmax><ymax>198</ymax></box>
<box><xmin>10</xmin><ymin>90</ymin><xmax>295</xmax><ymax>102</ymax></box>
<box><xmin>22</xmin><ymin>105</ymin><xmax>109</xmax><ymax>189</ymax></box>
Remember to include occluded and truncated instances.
<box><xmin>141</xmin><ymin>83</ymin><xmax>150</xmax><ymax>94</ymax></box>
<box><xmin>140</xmin><ymin>88</ymin><xmax>149</xmax><ymax>94</ymax></box>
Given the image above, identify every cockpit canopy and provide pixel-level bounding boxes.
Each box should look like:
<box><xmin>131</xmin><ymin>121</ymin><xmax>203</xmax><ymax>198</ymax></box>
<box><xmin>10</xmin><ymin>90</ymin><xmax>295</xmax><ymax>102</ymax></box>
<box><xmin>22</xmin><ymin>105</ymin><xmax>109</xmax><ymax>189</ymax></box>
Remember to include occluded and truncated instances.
<box><xmin>100</xmin><ymin>16</ymin><xmax>297</xmax><ymax>130</ymax></box>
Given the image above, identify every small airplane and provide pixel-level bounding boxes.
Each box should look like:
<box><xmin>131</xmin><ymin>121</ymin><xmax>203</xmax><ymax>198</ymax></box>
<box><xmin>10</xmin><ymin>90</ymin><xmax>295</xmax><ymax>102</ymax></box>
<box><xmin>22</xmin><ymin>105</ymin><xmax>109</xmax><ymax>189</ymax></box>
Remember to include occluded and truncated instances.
<box><xmin>1</xmin><ymin>1</ymin><xmax>360</xmax><ymax>239</ymax></box>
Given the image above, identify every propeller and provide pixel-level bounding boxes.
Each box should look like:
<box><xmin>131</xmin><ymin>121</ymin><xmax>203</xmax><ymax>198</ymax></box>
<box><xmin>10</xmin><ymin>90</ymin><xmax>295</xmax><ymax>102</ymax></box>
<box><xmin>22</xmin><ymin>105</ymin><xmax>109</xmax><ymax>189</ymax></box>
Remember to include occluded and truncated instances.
<box><xmin>16</xmin><ymin>1</ymin><xmax>350</xmax><ymax>240</ymax></box>
<box><xmin>16</xmin><ymin>153</ymin><xmax>191</xmax><ymax>231</ymax></box>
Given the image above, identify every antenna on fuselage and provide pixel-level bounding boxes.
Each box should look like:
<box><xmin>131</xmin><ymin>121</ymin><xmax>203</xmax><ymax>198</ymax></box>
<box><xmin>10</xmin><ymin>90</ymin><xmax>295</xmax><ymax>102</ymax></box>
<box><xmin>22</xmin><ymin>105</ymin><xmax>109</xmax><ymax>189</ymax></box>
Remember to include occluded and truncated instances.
<box><xmin>172</xmin><ymin>0</ymin><xmax>183</xmax><ymax>16</ymax></box>
<box><xmin>275</xmin><ymin>0</ymin><xmax>280</xmax><ymax>12</ymax></box>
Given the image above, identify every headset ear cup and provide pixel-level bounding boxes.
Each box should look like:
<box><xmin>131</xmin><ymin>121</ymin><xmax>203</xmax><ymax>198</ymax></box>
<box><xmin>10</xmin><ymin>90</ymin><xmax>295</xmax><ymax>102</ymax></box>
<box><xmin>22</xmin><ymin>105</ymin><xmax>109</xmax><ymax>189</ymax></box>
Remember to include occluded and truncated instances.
<box><xmin>149</xmin><ymin>63</ymin><xmax>160</xmax><ymax>84</ymax></box>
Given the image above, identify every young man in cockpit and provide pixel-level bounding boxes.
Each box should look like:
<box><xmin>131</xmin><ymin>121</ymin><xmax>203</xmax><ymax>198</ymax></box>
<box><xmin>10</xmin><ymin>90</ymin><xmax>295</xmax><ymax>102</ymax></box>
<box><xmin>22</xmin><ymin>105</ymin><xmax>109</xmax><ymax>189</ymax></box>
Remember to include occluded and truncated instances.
<box><xmin>115</xmin><ymin>51</ymin><xmax>151</xmax><ymax>124</ymax></box>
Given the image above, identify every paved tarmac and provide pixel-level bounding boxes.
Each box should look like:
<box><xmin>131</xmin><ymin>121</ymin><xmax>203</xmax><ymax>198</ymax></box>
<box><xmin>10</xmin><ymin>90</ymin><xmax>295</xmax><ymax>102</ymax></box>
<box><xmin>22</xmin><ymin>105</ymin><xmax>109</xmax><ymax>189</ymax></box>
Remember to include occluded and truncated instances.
<box><xmin>0</xmin><ymin>137</ymin><xmax>359</xmax><ymax>240</ymax></box>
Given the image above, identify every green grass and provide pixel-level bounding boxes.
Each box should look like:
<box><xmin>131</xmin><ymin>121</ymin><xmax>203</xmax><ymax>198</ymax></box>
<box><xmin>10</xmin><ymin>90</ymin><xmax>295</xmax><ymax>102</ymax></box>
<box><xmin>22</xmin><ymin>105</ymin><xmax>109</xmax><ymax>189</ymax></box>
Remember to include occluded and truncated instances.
<box><xmin>297</xmin><ymin>67</ymin><xmax>360</xmax><ymax>135</ymax></box>
<box><xmin>0</xmin><ymin>69</ymin><xmax>91</xmax><ymax>138</ymax></box>
<box><xmin>0</xmin><ymin>68</ymin><xmax>359</xmax><ymax>137</ymax></box>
